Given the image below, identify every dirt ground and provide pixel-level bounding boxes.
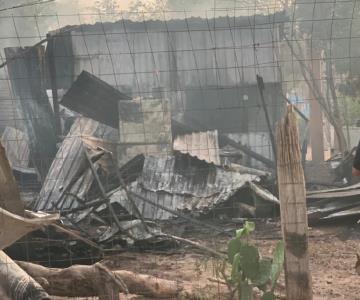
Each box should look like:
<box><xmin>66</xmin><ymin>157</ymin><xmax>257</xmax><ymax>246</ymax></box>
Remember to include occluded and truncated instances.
<box><xmin>54</xmin><ymin>220</ymin><xmax>360</xmax><ymax>299</ymax></box>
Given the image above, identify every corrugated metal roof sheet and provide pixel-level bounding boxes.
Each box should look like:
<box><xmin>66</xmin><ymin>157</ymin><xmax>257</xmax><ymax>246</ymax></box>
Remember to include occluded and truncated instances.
<box><xmin>173</xmin><ymin>130</ymin><xmax>220</xmax><ymax>165</ymax></box>
<box><xmin>307</xmin><ymin>183</ymin><xmax>360</xmax><ymax>221</ymax></box>
<box><xmin>107</xmin><ymin>151</ymin><xmax>277</xmax><ymax>220</ymax></box>
<box><xmin>34</xmin><ymin>117</ymin><xmax>119</xmax><ymax>211</ymax></box>
<box><xmin>64</xmin><ymin>12</ymin><xmax>288</xmax><ymax>33</ymax></box>
<box><xmin>50</xmin><ymin>11</ymin><xmax>288</xmax><ymax>91</ymax></box>
<box><xmin>307</xmin><ymin>182</ymin><xmax>360</xmax><ymax>200</ymax></box>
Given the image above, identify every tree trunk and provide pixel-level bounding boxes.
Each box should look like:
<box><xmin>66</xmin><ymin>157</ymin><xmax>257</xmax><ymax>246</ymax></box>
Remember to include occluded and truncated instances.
<box><xmin>16</xmin><ymin>260</ymin><xmax>193</xmax><ymax>299</ymax></box>
<box><xmin>0</xmin><ymin>251</ymin><xmax>50</xmax><ymax>300</ymax></box>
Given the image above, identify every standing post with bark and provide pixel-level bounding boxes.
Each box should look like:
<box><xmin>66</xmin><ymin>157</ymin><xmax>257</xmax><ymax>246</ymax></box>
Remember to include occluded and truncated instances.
<box><xmin>276</xmin><ymin>105</ymin><xmax>313</xmax><ymax>300</ymax></box>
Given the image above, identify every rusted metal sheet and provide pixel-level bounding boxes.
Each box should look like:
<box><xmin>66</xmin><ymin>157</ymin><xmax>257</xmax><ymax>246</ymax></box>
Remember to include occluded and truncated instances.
<box><xmin>60</xmin><ymin>71</ymin><xmax>131</xmax><ymax>128</ymax></box>
<box><xmin>173</xmin><ymin>130</ymin><xmax>220</xmax><ymax>165</ymax></box>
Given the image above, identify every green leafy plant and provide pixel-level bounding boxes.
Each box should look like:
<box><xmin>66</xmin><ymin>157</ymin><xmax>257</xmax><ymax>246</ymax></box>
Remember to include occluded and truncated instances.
<box><xmin>227</xmin><ymin>221</ymin><xmax>284</xmax><ymax>300</ymax></box>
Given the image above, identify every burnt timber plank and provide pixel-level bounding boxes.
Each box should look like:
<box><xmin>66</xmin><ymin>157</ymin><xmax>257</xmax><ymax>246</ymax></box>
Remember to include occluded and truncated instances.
<box><xmin>60</xmin><ymin>71</ymin><xmax>131</xmax><ymax>128</ymax></box>
<box><xmin>4</xmin><ymin>46</ymin><xmax>57</xmax><ymax>181</ymax></box>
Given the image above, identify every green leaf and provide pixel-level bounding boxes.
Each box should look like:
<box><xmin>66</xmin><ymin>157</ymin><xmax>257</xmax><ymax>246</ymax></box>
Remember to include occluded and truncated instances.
<box><xmin>239</xmin><ymin>280</ymin><xmax>253</xmax><ymax>300</ymax></box>
<box><xmin>236</xmin><ymin>221</ymin><xmax>255</xmax><ymax>239</ymax></box>
<box><xmin>261</xmin><ymin>292</ymin><xmax>276</xmax><ymax>300</ymax></box>
<box><xmin>270</xmin><ymin>241</ymin><xmax>285</xmax><ymax>289</ymax></box>
<box><xmin>236</xmin><ymin>228</ymin><xmax>246</xmax><ymax>239</ymax></box>
<box><xmin>245</xmin><ymin>221</ymin><xmax>255</xmax><ymax>233</ymax></box>
<box><xmin>253</xmin><ymin>257</ymin><xmax>272</xmax><ymax>287</ymax></box>
<box><xmin>228</xmin><ymin>238</ymin><xmax>242</xmax><ymax>263</ymax></box>
<box><xmin>231</xmin><ymin>253</ymin><xmax>241</xmax><ymax>282</ymax></box>
<box><xmin>239</xmin><ymin>244</ymin><xmax>260</xmax><ymax>281</ymax></box>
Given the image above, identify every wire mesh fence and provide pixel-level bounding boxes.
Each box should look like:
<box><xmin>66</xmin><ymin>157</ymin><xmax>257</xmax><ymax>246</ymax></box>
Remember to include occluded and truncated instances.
<box><xmin>0</xmin><ymin>0</ymin><xmax>359</xmax><ymax>299</ymax></box>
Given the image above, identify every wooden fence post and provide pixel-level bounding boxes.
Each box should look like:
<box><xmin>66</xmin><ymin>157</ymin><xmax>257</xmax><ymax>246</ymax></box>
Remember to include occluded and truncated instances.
<box><xmin>276</xmin><ymin>105</ymin><xmax>313</xmax><ymax>300</ymax></box>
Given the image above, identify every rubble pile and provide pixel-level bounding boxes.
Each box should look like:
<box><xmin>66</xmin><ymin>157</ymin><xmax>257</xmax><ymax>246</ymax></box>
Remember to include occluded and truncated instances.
<box><xmin>0</xmin><ymin>70</ymin><xmax>280</xmax><ymax>255</ymax></box>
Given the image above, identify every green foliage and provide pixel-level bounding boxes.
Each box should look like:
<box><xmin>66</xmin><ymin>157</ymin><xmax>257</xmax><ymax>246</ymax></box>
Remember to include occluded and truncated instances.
<box><xmin>239</xmin><ymin>281</ymin><xmax>253</xmax><ymax>300</ymax></box>
<box><xmin>228</xmin><ymin>238</ymin><xmax>242</xmax><ymax>263</ymax></box>
<box><xmin>253</xmin><ymin>258</ymin><xmax>272</xmax><ymax>288</ymax></box>
<box><xmin>269</xmin><ymin>241</ymin><xmax>285</xmax><ymax>290</ymax></box>
<box><xmin>226</xmin><ymin>221</ymin><xmax>284</xmax><ymax>300</ymax></box>
<box><xmin>239</xmin><ymin>244</ymin><xmax>260</xmax><ymax>281</ymax></box>
<box><xmin>236</xmin><ymin>221</ymin><xmax>255</xmax><ymax>239</ymax></box>
<box><xmin>231</xmin><ymin>253</ymin><xmax>241</xmax><ymax>282</ymax></box>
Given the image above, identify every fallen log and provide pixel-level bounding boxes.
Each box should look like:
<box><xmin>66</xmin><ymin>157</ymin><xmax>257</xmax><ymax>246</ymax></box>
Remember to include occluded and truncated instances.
<box><xmin>17</xmin><ymin>261</ymin><xmax>127</xmax><ymax>300</ymax></box>
<box><xmin>0</xmin><ymin>251</ymin><xmax>50</xmax><ymax>300</ymax></box>
<box><xmin>16</xmin><ymin>260</ymin><xmax>192</xmax><ymax>299</ymax></box>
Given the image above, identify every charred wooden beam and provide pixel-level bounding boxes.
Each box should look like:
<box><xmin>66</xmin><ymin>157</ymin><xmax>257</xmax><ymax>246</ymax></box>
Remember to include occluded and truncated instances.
<box><xmin>4</xmin><ymin>46</ymin><xmax>58</xmax><ymax>181</ymax></box>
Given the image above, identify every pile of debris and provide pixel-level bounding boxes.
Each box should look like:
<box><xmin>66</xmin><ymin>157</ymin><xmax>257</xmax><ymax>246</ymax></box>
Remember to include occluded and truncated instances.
<box><xmin>4</xmin><ymin>116</ymin><xmax>279</xmax><ymax>251</ymax></box>
<box><xmin>1</xmin><ymin>65</ymin><xmax>280</xmax><ymax>253</ymax></box>
<box><xmin>0</xmin><ymin>54</ymin><xmax>283</xmax><ymax>298</ymax></box>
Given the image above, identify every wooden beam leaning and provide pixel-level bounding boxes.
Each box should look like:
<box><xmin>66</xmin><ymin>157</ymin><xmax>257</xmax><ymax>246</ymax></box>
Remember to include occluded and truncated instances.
<box><xmin>4</xmin><ymin>46</ymin><xmax>58</xmax><ymax>181</ymax></box>
<box><xmin>276</xmin><ymin>105</ymin><xmax>313</xmax><ymax>300</ymax></box>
